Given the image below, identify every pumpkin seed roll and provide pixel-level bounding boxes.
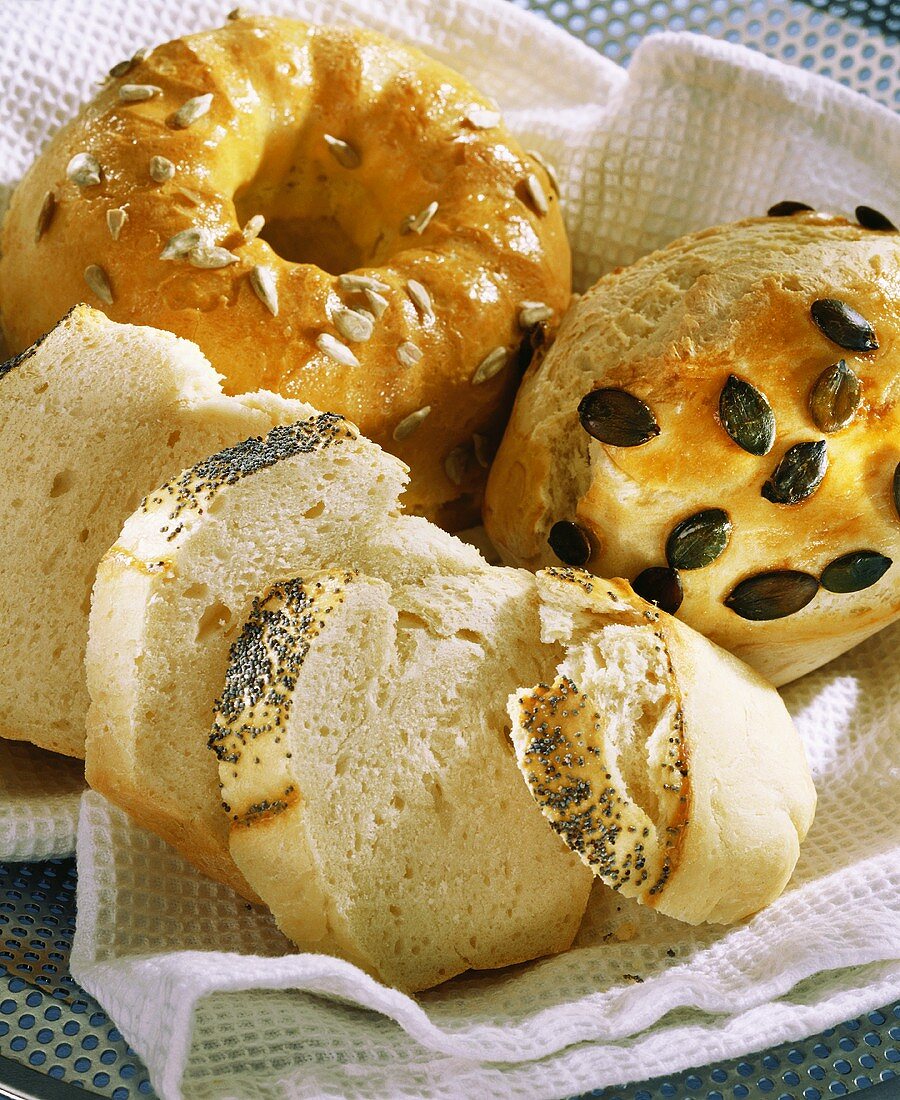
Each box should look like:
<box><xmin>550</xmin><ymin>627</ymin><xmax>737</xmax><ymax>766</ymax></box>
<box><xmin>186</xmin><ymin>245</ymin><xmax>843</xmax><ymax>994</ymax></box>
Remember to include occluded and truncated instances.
<box><xmin>485</xmin><ymin>212</ymin><xmax>900</xmax><ymax>686</ymax></box>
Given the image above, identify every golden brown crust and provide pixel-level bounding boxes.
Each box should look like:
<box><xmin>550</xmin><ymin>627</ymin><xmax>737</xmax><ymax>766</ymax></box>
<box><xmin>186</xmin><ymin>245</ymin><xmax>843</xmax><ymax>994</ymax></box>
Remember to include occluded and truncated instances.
<box><xmin>485</xmin><ymin>215</ymin><xmax>900</xmax><ymax>684</ymax></box>
<box><xmin>0</xmin><ymin>15</ymin><xmax>571</xmax><ymax>528</ymax></box>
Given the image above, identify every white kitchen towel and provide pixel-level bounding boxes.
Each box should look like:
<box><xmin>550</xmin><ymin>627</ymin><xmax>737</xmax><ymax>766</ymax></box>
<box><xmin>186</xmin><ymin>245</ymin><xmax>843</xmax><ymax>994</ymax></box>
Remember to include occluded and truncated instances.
<box><xmin>1</xmin><ymin>0</ymin><xmax>899</xmax><ymax>1094</ymax></box>
<box><xmin>0</xmin><ymin>741</ymin><xmax>84</xmax><ymax>861</ymax></box>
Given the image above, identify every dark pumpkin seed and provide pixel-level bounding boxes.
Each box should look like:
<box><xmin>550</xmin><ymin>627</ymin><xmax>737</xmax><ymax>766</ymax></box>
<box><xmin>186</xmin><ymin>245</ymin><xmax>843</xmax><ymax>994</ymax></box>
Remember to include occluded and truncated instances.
<box><xmin>718</xmin><ymin>375</ymin><xmax>775</xmax><ymax>456</ymax></box>
<box><xmin>809</xmin><ymin>359</ymin><xmax>861</xmax><ymax>433</ymax></box>
<box><xmin>894</xmin><ymin>462</ymin><xmax>900</xmax><ymax>521</ymax></box>
<box><xmin>548</xmin><ymin>520</ymin><xmax>592</xmax><ymax>567</ymax></box>
<box><xmin>810</xmin><ymin>298</ymin><xmax>878</xmax><ymax>352</ymax></box>
<box><xmin>821</xmin><ymin>550</ymin><xmax>892</xmax><ymax>594</ymax></box>
<box><xmin>767</xmin><ymin>201</ymin><xmax>814</xmax><ymax>217</ymax></box>
<box><xmin>632</xmin><ymin>566</ymin><xmax>683</xmax><ymax>615</ymax></box>
<box><xmin>724</xmin><ymin>571</ymin><xmax>819</xmax><ymax>621</ymax></box>
<box><xmin>578</xmin><ymin>388</ymin><xmax>660</xmax><ymax>447</ymax></box>
<box><xmin>665</xmin><ymin>509</ymin><xmax>732</xmax><ymax>570</ymax></box>
<box><xmin>855</xmin><ymin>205</ymin><xmax>897</xmax><ymax>232</ymax></box>
<box><xmin>762</xmin><ymin>440</ymin><xmax>828</xmax><ymax>505</ymax></box>
<box><xmin>35</xmin><ymin>190</ymin><xmax>56</xmax><ymax>243</ymax></box>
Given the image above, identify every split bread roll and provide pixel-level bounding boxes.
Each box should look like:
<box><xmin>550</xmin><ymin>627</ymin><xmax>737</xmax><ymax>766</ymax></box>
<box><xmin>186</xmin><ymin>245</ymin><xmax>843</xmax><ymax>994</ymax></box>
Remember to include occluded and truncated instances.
<box><xmin>0</xmin><ymin>304</ymin><xmax>309</xmax><ymax>758</ymax></box>
<box><xmin>211</xmin><ymin>567</ymin><xmax>593</xmax><ymax>992</ymax></box>
<box><xmin>484</xmin><ymin>213</ymin><xmax>900</xmax><ymax>685</ymax></box>
<box><xmin>85</xmin><ymin>410</ymin><xmax>510</xmax><ymax>898</ymax></box>
<box><xmin>509</xmin><ymin>568</ymin><xmax>817</xmax><ymax>925</ymax></box>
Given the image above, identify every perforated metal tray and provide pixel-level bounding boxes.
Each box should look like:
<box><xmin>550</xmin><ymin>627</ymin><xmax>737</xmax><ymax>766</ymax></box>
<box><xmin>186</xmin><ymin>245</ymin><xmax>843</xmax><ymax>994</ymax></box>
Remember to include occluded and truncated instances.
<box><xmin>2</xmin><ymin>0</ymin><xmax>898</xmax><ymax>1096</ymax></box>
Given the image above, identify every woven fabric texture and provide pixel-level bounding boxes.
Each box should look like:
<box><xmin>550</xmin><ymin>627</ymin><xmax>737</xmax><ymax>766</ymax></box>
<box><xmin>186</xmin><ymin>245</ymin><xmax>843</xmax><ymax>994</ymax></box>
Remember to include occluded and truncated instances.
<box><xmin>0</xmin><ymin>0</ymin><xmax>899</xmax><ymax>1096</ymax></box>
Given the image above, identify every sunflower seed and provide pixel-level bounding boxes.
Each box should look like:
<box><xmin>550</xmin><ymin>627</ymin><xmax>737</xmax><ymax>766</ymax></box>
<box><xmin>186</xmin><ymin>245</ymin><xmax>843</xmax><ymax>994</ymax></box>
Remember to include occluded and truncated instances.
<box><xmin>106</xmin><ymin>207</ymin><xmax>128</xmax><ymax>241</ymax></box>
<box><xmin>548</xmin><ymin>520</ymin><xmax>592</xmax><ymax>567</ymax></box>
<box><xmin>393</xmin><ymin>406</ymin><xmax>431</xmax><ymax>442</ymax></box>
<box><xmin>473</xmin><ymin>433</ymin><xmax>490</xmax><ymax>468</ymax></box>
<box><xmin>762</xmin><ymin>440</ymin><xmax>828</xmax><ymax>505</ymax></box>
<box><xmin>578</xmin><ymin>387</ymin><xmax>660</xmax><ymax>447</ymax></box>
<box><xmin>132</xmin><ymin>47</ymin><xmax>152</xmax><ymax>64</ymax></box>
<box><xmin>767</xmin><ymin>200</ymin><xmax>814</xmax><ymax>217</ymax></box>
<box><xmin>518</xmin><ymin>301</ymin><xmax>553</xmax><ymax>328</ymax></box>
<box><xmin>855</xmin><ymin>205</ymin><xmax>896</xmax><ymax>232</ymax></box>
<box><xmin>464</xmin><ymin>107</ymin><xmax>501</xmax><ymax>129</ymax></box>
<box><xmin>188</xmin><ymin>244</ymin><xmax>239</xmax><ymax>269</ymax></box>
<box><xmin>471</xmin><ymin>346</ymin><xmax>508</xmax><ymax>385</ymax></box>
<box><xmin>338</xmin><ymin>273</ymin><xmax>390</xmax><ymax>294</ymax></box>
<box><xmin>665</xmin><ymin>509</ymin><xmax>732</xmax><ymax>570</ymax></box>
<box><xmin>894</xmin><ymin>462</ymin><xmax>900</xmax><ymax>521</ymax></box>
<box><xmin>169</xmin><ymin>93</ymin><xmax>213</xmax><ymax>129</ymax></box>
<box><xmin>524</xmin><ymin>172</ymin><xmax>549</xmax><ymax>215</ymax></box>
<box><xmin>718</xmin><ymin>374</ymin><xmax>775</xmax><ymax>456</ymax></box>
<box><xmin>364</xmin><ymin>288</ymin><xmax>389</xmax><ymax>318</ymax></box>
<box><xmin>66</xmin><ymin>153</ymin><xmax>101</xmax><ymax>188</ymax></box>
<box><xmin>356</xmin><ymin>308</ymin><xmax>376</xmax><ymax>323</ymax></box>
<box><xmin>809</xmin><ymin>359</ymin><xmax>861</xmax><ymax>433</ymax></box>
<box><xmin>317</xmin><ymin>333</ymin><xmax>359</xmax><ymax>368</ymax></box>
<box><xmin>227</xmin><ymin>6</ymin><xmax>250</xmax><ymax>18</ymax></box>
<box><xmin>397</xmin><ymin>341</ymin><xmax>422</xmax><ymax>368</ymax></box>
<box><xmin>149</xmin><ymin>155</ymin><xmax>175</xmax><ymax>183</ymax></box>
<box><xmin>725</xmin><ymin>571</ymin><xmax>819</xmax><ymax>620</ymax></box>
<box><xmin>241</xmin><ymin>213</ymin><xmax>265</xmax><ymax>242</ymax></box>
<box><xmin>527</xmin><ymin>148</ymin><xmax>560</xmax><ymax>195</ymax></box>
<box><xmin>821</xmin><ymin>550</ymin><xmax>892</xmax><ymax>594</ymax></box>
<box><xmin>109</xmin><ymin>58</ymin><xmax>135</xmax><ymax>79</ymax></box>
<box><xmin>119</xmin><ymin>83</ymin><xmax>161</xmax><ymax>102</ymax></box>
<box><xmin>84</xmin><ymin>264</ymin><xmax>113</xmax><ymax>304</ymax></box>
<box><xmin>810</xmin><ymin>298</ymin><xmax>878</xmax><ymax>352</ymax></box>
<box><xmin>632</xmin><ymin>567</ymin><xmax>683</xmax><ymax>615</ymax></box>
<box><xmin>160</xmin><ymin>227</ymin><xmax>209</xmax><ymax>260</ymax></box>
<box><xmin>402</xmin><ymin>200</ymin><xmax>438</xmax><ymax>235</ymax></box>
<box><xmin>34</xmin><ymin>191</ymin><xmax>55</xmax><ymax>242</ymax></box>
<box><xmin>249</xmin><ymin>265</ymin><xmax>278</xmax><ymax>316</ymax></box>
<box><xmin>323</xmin><ymin>134</ymin><xmax>361</xmax><ymax>169</ymax></box>
<box><xmin>444</xmin><ymin>446</ymin><xmax>469</xmax><ymax>485</ymax></box>
<box><xmin>333</xmin><ymin>307</ymin><xmax>373</xmax><ymax>343</ymax></box>
<box><xmin>406</xmin><ymin>279</ymin><xmax>434</xmax><ymax>320</ymax></box>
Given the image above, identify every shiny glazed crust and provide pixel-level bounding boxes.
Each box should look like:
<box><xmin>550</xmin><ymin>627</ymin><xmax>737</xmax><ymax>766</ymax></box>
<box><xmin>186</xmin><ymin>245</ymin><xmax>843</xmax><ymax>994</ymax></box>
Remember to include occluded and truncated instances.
<box><xmin>0</xmin><ymin>15</ymin><xmax>571</xmax><ymax>528</ymax></box>
<box><xmin>485</xmin><ymin>215</ymin><xmax>900</xmax><ymax>685</ymax></box>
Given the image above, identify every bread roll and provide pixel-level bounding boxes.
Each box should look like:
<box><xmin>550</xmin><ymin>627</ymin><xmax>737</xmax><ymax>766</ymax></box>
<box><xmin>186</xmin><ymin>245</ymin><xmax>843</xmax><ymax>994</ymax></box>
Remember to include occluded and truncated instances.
<box><xmin>485</xmin><ymin>214</ymin><xmax>900</xmax><ymax>685</ymax></box>
<box><xmin>213</xmin><ymin>567</ymin><xmax>592</xmax><ymax>992</ymax></box>
<box><xmin>85</xmin><ymin>410</ymin><xmax>493</xmax><ymax>897</ymax></box>
<box><xmin>510</xmin><ymin>568</ymin><xmax>817</xmax><ymax>924</ymax></box>
<box><xmin>0</xmin><ymin>305</ymin><xmax>308</xmax><ymax>758</ymax></box>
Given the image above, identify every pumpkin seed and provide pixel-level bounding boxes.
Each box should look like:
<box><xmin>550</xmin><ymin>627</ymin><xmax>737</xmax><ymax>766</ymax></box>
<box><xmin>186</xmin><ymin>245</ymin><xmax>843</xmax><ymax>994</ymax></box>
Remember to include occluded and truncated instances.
<box><xmin>402</xmin><ymin>201</ymin><xmax>438</xmax><ymax>235</ymax></box>
<box><xmin>188</xmin><ymin>244</ymin><xmax>238</xmax><ymax>269</ymax></box>
<box><xmin>364</xmin><ymin>288</ymin><xmax>389</xmax><ymax>318</ymax></box>
<box><xmin>241</xmin><ymin>213</ymin><xmax>265</xmax><ymax>242</ymax></box>
<box><xmin>821</xmin><ymin>550</ymin><xmax>892</xmax><ymax>594</ymax></box>
<box><xmin>406</xmin><ymin>279</ymin><xmax>434</xmax><ymax>320</ymax></box>
<box><xmin>810</xmin><ymin>298</ymin><xmax>878</xmax><ymax>352</ymax></box>
<box><xmin>724</xmin><ymin>570</ymin><xmax>819</xmax><ymax>620</ymax></box>
<box><xmin>338</xmin><ymin>273</ymin><xmax>390</xmax><ymax>294</ymax></box>
<box><xmin>118</xmin><ymin>83</ymin><xmax>161</xmax><ymax>102</ymax></box>
<box><xmin>34</xmin><ymin>191</ymin><xmax>55</xmax><ymax>242</ymax></box>
<box><xmin>718</xmin><ymin>374</ymin><xmax>775</xmax><ymax>456</ymax></box>
<box><xmin>444</xmin><ymin>446</ymin><xmax>469</xmax><ymax>486</ymax></box>
<box><xmin>767</xmin><ymin>201</ymin><xmax>814</xmax><ymax>216</ymax></box>
<box><xmin>333</xmin><ymin>307</ymin><xmax>373</xmax><ymax>343</ymax></box>
<box><xmin>317</xmin><ymin>333</ymin><xmax>359</xmax><ymax>368</ymax></box>
<box><xmin>855</xmin><ymin>205</ymin><xmax>896</xmax><ymax>232</ymax></box>
<box><xmin>396</xmin><ymin>342</ymin><xmax>422</xmax><ymax>368</ymax></box>
<box><xmin>894</xmin><ymin>461</ymin><xmax>900</xmax><ymax>521</ymax></box>
<box><xmin>632</xmin><ymin>566</ymin><xmax>683</xmax><ymax>615</ymax></box>
<box><xmin>665</xmin><ymin>509</ymin><xmax>732</xmax><ymax>570</ymax></box>
<box><xmin>160</xmin><ymin>227</ymin><xmax>209</xmax><ymax>260</ymax></box>
<box><xmin>809</xmin><ymin>359</ymin><xmax>861</xmax><ymax>433</ymax></box>
<box><xmin>526</xmin><ymin>149</ymin><xmax>560</xmax><ymax>195</ymax></box>
<box><xmin>577</xmin><ymin>388</ymin><xmax>660</xmax><ymax>447</ymax></box>
<box><xmin>472</xmin><ymin>433</ymin><xmax>491</xmax><ymax>468</ymax></box>
<box><xmin>524</xmin><ymin>172</ymin><xmax>549</xmax><ymax>216</ymax></box>
<box><xmin>548</xmin><ymin>521</ymin><xmax>592</xmax><ymax>567</ymax></box>
<box><xmin>518</xmin><ymin>301</ymin><xmax>553</xmax><ymax>328</ymax></box>
<box><xmin>762</xmin><ymin>440</ymin><xmax>828</xmax><ymax>505</ymax></box>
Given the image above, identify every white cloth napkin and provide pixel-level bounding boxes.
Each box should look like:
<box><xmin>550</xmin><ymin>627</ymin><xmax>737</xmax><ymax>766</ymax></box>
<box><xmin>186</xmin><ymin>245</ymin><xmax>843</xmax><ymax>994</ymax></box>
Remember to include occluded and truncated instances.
<box><xmin>2</xmin><ymin>0</ymin><xmax>899</xmax><ymax>1095</ymax></box>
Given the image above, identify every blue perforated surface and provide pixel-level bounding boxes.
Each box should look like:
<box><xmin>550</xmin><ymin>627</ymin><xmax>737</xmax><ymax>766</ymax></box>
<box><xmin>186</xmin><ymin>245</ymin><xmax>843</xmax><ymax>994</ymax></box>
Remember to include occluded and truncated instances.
<box><xmin>2</xmin><ymin>1</ymin><xmax>899</xmax><ymax>1097</ymax></box>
